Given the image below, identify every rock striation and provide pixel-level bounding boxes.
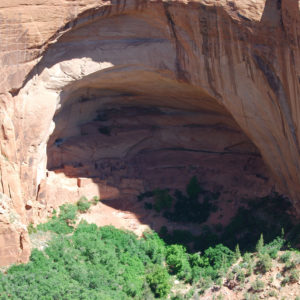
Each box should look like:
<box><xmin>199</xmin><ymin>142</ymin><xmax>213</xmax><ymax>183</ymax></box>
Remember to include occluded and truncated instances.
<box><xmin>0</xmin><ymin>0</ymin><xmax>299</xmax><ymax>265</ymax></box>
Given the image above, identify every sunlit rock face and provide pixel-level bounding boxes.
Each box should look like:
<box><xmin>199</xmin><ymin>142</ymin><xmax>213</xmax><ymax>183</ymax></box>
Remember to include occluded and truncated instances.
<box><xmin>0</xmin><ymin>0</ymin><xmax>299</xmax><ymax>265</ymax></box>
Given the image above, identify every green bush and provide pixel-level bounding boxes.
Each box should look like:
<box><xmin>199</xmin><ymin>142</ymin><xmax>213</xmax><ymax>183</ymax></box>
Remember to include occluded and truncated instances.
<box><xmin>141</xmin><ymin>177</ymin><xmax>216</xmax><ymax>225</ymax></box>
<box><xmin>268</xmin><ymin>290</ymin><xmax>277</xmax><ymax>298</ymax></box>
<box><xmin>244</xmin><ymin>293</ymin><xmax>259</xmax><ymax>300</ymax></box>
<box><xmin>256</xmin><ymin>253</ymin><xmax>272</xmax><ymax>274</ymax></box>
<box><xmin>37</xmin><ymin>216</ymin><xmax>74</xmax><ymax>234</ymax></box>
<box><xmin>204</xmin><ymin>244</ymin><xmax>235</xmax><ymax>270</ymax></box>
<box><xmin>251</xmin><ymin>278</ymin><xmax>265</xmax><ymax>292</ymax></box>
<box><xmin>280</xmin><ymin>251</ymin><xmax>291</xmax><ymax>263</ymax></box>
<box><xmin>27</xmin><ymin>223</ymin><xmax>37</xmax><ymax>234</ymax></box>
<box><xmin>235</xmin><ymin>244</ymin><xmax>241</xmax><ymax>259</ymax></box>
<box><xmin>289</xmin><ymin>269</ymin><xmax>300</xmax><ymax>284</ymax></box>
<box><xmin>1</xmin><ymin>225</ymin><xmax>172</xmax><ymax>299</ymax></box>
<box><xmin>91</xmin><ymin>195</ymin><xmax>100</xmax><ymax>205</ymax></box>
<box><xmin>236</xmin><ymin>269</ymin><xmax>245</xmax><ymax>283</ymax></box>
<box><xmin>256</xmin><ymin>234</ymin><xmax>264</xmax><ymax>253</ymax></box>
<box><xmin>36</xmin><ymin>203</ymin><xmax>79</xmax><ymax>234</ymax></box>
<box><xmin>59</xmin><ymin>203</ymin><xmax>77</xmax><ymax>225</ymax></box>
<box><xmin>220</xmin><ymin>193</ymin><xmax>295</xmax><ymax>251</ymax></box>
<box><xmin>153</xmin><ymin>189</ymin><xmax>173</xmax><ymax>212</ymax></box>
<box><xmin>166</xmin><ymin>245</ymin><xmax>192</xmax><ymax>282</ymax></box>
<box><xmin>76</xmin><ymin>196</ymin><xmax>91</xmax><ymax>213</ymax></box>
<box><xmin>146</xmin><ymin>265</ymin><xmax>171</xmax><ymax>298</ymax></box>
<box><xmin>263</xmin><ymin>236</ymin><xmax>284</xmax><ymax>259</ymax></box>
<box><xmin>186</xmin><ymin>176</ymin><xmax>203</xmax><ymax>200</ymax></box>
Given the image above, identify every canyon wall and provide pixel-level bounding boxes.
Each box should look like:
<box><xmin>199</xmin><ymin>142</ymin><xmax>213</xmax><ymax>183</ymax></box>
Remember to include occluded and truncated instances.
<box><xmin>0</xmin><ymin>0</ymin><xmax>299</xmax><ymax>265</ymax></box>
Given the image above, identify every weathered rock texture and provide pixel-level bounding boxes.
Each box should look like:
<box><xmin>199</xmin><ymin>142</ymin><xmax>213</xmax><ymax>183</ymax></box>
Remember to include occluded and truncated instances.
<box><xmin>0</xmin><ymin>0</ymin><xmax>299</xmax><ymax>265</ymax></box>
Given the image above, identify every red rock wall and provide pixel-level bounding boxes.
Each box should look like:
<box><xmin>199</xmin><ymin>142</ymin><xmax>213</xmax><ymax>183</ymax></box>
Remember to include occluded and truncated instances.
<box><xmin>0</xmin><ymin>0</ymin><xmax>299</xmax><ymax>266</ymax></box>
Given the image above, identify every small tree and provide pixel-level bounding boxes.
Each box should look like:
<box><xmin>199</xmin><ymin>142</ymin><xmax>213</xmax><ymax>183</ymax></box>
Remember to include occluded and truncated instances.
<box><xmin>235</xmin><ymin>244</ymin><xmax>241</xmax><ymax>260</ymax></box>
<box><xmin>153</xmin><ymin>189</ymin><xmax>173</xmax><ymax>212</ymax></box>
<box><xmin>77</xmin><ymin>196</ymin><xmax>91</xmax><ymax>213</ymax></box>
<box><xmin>146</xmin><ymin>265</ymin><xmax>171</xmax><ymax>298</ymax></box>
<box><xmin>59</xmin><ymin>203</ymin><xmax>77</xmax><ymax>225</ymax></box>
<box><xmin>256</xmin><ymin>234</ymin><xmax>264</xmax><ymax>253</ymax></box>
<box><xmin>186</xmin><ymin>176</ymin><xmax>202</xmax><ymax>200</ymax></box>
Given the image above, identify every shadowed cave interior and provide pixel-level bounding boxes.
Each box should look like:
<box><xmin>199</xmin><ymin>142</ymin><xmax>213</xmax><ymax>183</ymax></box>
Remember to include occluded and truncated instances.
<box><xmin>44</xmin><ymin>78</ymin><xmax>276</xmax><ymax>244</ymax></box>
<box><xmin>31</xmin><ymin>8</ymin><xmax>286</xmax><ymax>249</ymax></box>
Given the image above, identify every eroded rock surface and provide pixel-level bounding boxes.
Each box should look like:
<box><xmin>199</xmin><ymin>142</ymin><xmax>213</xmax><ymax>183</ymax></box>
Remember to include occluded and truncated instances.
<box><xmin>0</xmin><ymin>193</ymin><xmax>30</xmax><ymax>266</ymax></box>
<box><xmin>0</xmin><ymin>0</ymin><xmax>299</xmax><ymax>265</ymax></box>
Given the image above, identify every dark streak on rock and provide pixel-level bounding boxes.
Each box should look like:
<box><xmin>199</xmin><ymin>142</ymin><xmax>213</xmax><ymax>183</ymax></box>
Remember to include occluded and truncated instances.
<box><xmin>199</xmin><ymin>8</ymin><xmax>220</xmax><ymax>98</ymax></box>
<box><xmin>254</xmin><ymin>53</ymin><xmax>300</xmax><ymax>154</ymax></box>
<box><xmin>277</xmin><ymin>0</ymin><xmax>282</xmax><ymax>10</ymax></box>
<box><xmin>163</xmin><ymin>3</ymin><xmax>189</xmax><ymax>83</ymax></box>
<box><xmin>237</xmin><ymin>12</ymin><xmax>251</xmax><ymax>22</ymax></box>
<box><xmin>253</xmin><ymin>54</ymin><xmax>280</xmax><ymax>93</ymax></box>
<box><xmin>19</xmin><ymin>234</ymin><xmax>23</xmax><ymax>250</ymax></box>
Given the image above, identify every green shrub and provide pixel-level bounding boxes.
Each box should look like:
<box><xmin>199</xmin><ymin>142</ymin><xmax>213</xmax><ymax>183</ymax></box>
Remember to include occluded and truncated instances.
<box><xmin>281</xmin><ymin>275</ymin><xmax>290</xmax><ymax>286</ymax></box>
<box><xmin>204</xmin><ymin>244</ymin><xmax>235</xmax><ymax>271</ymax></box>
<box><xmin>284</xmin><ymin>259</ymin><xmax>296</xmax><ymax>271</ymax></box>
<box><xmin>251</xmin><ymin>278</ymin><xmax>265</xmax><ymax>292</ymax></box>
<box><xmin>186</xmin><ymin>176</ymin><xmax>203</xmax><ymax>200</ymax></box>
<box><xmin>244</xmin><ymin>293</ymin><xmax>259</xmax><ymax>300</ymax></box>
<box><xmin>91</xmin><ymin>196</ymin><xmax>100</xmax><ymax>205</ymax></box>
<box><xmin>289</xmin><ymin>269</ymin><xmax>299</xmax><ymax>283</ymax></box>
<box><xmin>256</xmin><ymin>234</ymin><xmax>264</xmax><ymax>253</ymax></box>
<box><xmin>59</xmin><ymin>203</ymin><xmax>77</xmax><ymax>225</ymax></box>
<box><xmin>264</xmin><ymin>236</ymin><xmax>284</xmax><ymax>259</ymax></box>
<box><xmin>227</xmin><ymin>271</ymin><xmax>234</xmax><ymax>281</ymax></box>
<box><xmin>171</xmin><ymin>294</ymin><xmax>185</xmax><ymax>300</ymax></box>
<box><xmin>166</xmin><ymin>245</ymin><xmax>192</xmax><ymax>282</ymax></box>
<box><xmin>27</xmin><ymin>223</ymin><xmax>37</xmax><ymax>234</ymax></box>
<box><xmin>235</xmin><ymin>244</ymin><xmax>241</xmax><ymax>259</ymax></box>
<box><xmin>146</xmin><ymin>265</ymin><xmax>171</xmax><ymax>298</ymax></box>
<box><xmin>37</xmin><ymin>217</ymin><xmax>74</xmax><ymax>234</ymax></box>
<box><xmin>37</xmin><ymin>203</ymin><xmax>78</xmax><ymax>234</ymax></box>
<box><xmin>76</xmin><ymin>196</ymin><xmax>91</xmax><ymax>213</ymax></box>
<box><xmin>198</xmin><ymin>276</ymin><xmax>213</xmax><ymax>294</ymax></box>
<box><xmin>153</xmin><ymin>189</ymin><xmax>173</xmax><ymax>212</ymax></box>
<box><xmin>256</xmin><ymin>253</ymin><xmax>272</xmax><ymax>273</ymax></box>
<box><xmin>268</xmin><ymin>290</ymin><xmax>277</xmax><ymax>298</ymax></box>
<box><xmin>236</xmin><ymin>269</ymin><xmax>245</xmax><ymax>283</ymax></box>
<box><xmin>280</xmin><ymin>251</ymin><xmax>291</xmax><ymax>263</ymax></box>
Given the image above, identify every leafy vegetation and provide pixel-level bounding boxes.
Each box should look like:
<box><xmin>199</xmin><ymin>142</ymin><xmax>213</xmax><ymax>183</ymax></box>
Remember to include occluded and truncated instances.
<box><xmin>1</xmin><ymin>203</ymin><xmax>248</xmax><ymax>299</ymax></box>
<box><xmin>76</xmin><ymin>196</ymin><xmax>92</xmax><ymax>213</ymax></box>
<box><xmin>153</xmin><ymin>189</ymin><xmax>173</xmax><ymax>212</ymax></box>
<box><xmin>141</xmin><ymin>177</ymin><xmax>299</xmax><ymax>252</ymax></box>
<box><xmin>138</xmin><ymin>176</ymin><xmax>218</xmax><ymax>225</ymax></box>
<box><xmin>2</xmin><ymin>178</ymin><xmax>300</xmax><ymax>299</ymax></box>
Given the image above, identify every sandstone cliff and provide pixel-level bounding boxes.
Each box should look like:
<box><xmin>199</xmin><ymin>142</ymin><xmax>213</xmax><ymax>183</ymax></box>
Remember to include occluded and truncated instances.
<box><xmin>0</xmin><ymin>0</ymin><xmax>299</xmax><ymax>266</ymax></box>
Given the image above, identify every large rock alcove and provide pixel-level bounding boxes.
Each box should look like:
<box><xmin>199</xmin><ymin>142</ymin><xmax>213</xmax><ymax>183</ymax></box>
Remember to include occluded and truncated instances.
<box><xmin>18</xmin><ymin>7</ymin><xmax>273</xmax><ymax>222</ymax></box>
<box><xmin>0</xmin><ymin>0</ymin><xmax>299</xmax><ymax>266</ymax></box>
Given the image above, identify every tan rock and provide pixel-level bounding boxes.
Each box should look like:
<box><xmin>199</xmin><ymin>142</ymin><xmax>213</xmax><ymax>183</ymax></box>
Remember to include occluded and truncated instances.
<box><xmin>0</xmin><ymin>193</ymin><xmax>30</xmax><ymax>266</ymax></box>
